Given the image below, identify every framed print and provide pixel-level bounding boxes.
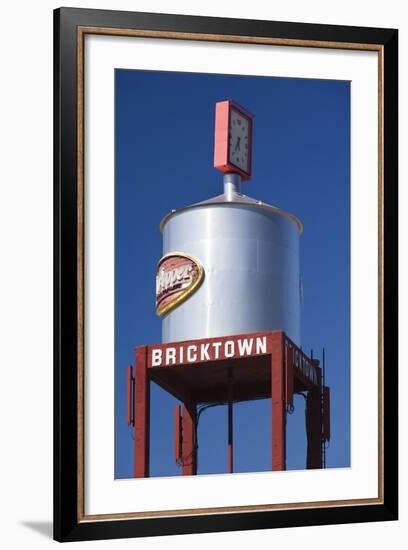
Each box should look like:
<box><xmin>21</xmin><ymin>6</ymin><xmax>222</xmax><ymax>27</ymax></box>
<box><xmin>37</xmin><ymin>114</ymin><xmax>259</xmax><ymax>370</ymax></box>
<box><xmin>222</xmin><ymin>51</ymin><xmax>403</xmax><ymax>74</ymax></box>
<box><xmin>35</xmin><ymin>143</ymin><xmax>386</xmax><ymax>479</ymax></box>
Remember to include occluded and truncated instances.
<box><xmin>53</xmin><ymin>7</ymin><xmax>398</xmax><ymax>542</ymax></box>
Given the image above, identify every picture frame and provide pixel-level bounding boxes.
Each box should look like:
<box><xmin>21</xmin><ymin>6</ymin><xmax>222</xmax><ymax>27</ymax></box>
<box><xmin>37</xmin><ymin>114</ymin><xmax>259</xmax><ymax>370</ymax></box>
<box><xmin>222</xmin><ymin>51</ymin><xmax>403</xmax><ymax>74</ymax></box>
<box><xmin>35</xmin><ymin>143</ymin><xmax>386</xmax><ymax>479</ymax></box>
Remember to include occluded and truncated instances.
<box><xmin>53</xmin><ymin>7</ymin><xmax>398</xmax><ymax>542</ymax></box>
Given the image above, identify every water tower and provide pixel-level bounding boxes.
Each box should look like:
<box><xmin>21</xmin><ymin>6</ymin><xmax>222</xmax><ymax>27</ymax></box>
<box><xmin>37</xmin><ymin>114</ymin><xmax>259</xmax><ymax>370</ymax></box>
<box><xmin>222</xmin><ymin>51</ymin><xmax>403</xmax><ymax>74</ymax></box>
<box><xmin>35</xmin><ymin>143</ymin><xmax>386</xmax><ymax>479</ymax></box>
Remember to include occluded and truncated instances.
<box><xmin>127</xmin><ymin>100</ymin><xmax>330</xmax><ymax>477</ymax></box>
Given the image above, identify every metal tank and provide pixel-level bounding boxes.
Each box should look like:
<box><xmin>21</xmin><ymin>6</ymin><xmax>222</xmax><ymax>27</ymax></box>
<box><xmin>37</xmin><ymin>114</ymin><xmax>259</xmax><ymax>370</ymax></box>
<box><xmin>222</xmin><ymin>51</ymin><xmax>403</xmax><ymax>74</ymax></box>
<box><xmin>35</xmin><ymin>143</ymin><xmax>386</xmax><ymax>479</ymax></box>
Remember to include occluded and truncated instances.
<box><xmin>159</xmin><ymin>174</ymin><xmax>303</xmax><ymax>345</ymax></box>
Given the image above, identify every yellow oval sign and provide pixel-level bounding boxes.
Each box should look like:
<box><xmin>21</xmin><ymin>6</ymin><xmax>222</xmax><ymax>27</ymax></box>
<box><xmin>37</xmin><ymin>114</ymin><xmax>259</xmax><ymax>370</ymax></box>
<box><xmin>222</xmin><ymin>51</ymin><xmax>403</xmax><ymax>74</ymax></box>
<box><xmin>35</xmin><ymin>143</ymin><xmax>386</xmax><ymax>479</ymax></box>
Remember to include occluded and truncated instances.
<box><xmin>155</xmin><ymin>252</ymin><xmax>204</xmax><ymax>317</ymax></box>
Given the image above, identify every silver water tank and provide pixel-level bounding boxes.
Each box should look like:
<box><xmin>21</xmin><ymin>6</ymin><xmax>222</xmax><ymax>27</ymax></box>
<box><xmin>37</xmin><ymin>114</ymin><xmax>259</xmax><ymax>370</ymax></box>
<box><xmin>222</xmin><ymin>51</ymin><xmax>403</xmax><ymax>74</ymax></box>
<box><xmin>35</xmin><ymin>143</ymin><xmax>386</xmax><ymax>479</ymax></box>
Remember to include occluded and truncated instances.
<box><xmin>159</xmin><ymin>174</ymin><xmax>303</xmax><ymax>345</ymax></box>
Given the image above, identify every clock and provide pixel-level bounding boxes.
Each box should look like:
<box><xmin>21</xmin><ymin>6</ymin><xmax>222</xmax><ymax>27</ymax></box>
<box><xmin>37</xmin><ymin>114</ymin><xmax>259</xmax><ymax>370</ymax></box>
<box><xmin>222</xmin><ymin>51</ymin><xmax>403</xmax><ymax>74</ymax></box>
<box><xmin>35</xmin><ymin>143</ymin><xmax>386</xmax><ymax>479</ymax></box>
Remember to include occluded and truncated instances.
<box><xmin>213</xmin><ymin>100</ymin><xmax>253</xmax><ymax>180</ymax></box>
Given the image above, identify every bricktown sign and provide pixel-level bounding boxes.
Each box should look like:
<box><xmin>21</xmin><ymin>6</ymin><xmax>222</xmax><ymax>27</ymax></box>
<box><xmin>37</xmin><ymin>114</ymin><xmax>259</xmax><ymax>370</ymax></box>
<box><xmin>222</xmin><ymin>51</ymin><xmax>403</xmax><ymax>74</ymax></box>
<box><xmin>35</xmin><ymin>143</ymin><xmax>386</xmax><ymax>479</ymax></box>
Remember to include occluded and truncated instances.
<box><xmin>149</xmin><ymin>333</ymin><xmax>319</xmax><ymax>386</ymax></box>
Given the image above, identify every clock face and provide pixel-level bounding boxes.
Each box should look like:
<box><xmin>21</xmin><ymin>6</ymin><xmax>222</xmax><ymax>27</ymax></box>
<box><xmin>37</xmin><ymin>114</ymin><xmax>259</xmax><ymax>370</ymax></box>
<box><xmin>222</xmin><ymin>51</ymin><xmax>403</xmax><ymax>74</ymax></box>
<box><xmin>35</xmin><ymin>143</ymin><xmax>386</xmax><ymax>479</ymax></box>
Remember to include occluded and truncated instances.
<box><xmin>229</xmin><ymin>109</ymin><xmax>250</xmax><ymax>173</ymax></box>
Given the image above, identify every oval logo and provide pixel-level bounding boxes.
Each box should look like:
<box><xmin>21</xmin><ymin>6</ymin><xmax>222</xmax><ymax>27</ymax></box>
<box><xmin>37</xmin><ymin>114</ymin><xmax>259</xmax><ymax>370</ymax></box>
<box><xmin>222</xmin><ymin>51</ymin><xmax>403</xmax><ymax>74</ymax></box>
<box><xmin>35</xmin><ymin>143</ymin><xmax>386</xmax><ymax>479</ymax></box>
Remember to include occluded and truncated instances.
<box><xmin>156</xmin><ymin>252</ymin><xmax>204</xmax><ymax>317</ymax></box>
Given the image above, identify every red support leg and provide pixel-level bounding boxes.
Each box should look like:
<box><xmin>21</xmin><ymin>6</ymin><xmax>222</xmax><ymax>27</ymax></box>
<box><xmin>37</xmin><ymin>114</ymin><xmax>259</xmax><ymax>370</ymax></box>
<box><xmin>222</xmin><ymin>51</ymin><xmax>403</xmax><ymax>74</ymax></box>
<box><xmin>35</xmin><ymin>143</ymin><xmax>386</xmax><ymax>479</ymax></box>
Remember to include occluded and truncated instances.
<box><xmin>134</xmin><ymin>346</ymin><xmax>150</xmax><ymax>478</ymax></box>
<box><xmin>306</xmin><ymin>386</ymin><xmax>323</xmax><ymax>469</ymax></box>
<box><xmin>174</xmin><ymin>404</ymin><xmax>182</xmax><ymax>465</ymax></box>
<box><xmin>182</xmin><ymin>403</ymin><xmax>197</xmax><ymax>476</ymax></box>
<box><xmin>228</xmin><ymin>400</ymin><xmax>233</xmax><ymax>473</ymax></box>
<box><xmin>228</xmin><ymin>369</ymin><xmax>233</xmax><ymax>474</ymax></box>
<box><xmin>271</xmin><ymin>332</ymin><xmax>286</xmax><ymax>471</ymax></box>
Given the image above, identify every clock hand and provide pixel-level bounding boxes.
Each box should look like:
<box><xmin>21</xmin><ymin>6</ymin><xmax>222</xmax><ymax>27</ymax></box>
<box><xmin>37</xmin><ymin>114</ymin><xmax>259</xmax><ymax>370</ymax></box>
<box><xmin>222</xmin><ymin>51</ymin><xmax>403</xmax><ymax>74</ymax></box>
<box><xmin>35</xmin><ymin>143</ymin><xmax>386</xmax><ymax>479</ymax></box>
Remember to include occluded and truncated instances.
<box><xmin>234</xmin><ymin>136</ymin><xmax>241</xmax><ymax>152</ymax></box>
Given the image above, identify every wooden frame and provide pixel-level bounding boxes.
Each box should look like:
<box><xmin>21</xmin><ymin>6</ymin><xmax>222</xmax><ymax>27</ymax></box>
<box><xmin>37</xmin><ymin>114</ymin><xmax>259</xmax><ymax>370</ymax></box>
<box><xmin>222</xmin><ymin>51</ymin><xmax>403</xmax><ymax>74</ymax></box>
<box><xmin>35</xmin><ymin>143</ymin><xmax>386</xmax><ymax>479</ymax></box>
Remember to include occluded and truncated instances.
<box><xmin>54</xmin><ymin>7</ymin><xmax>398</xmax><ymax>542</ymax></box>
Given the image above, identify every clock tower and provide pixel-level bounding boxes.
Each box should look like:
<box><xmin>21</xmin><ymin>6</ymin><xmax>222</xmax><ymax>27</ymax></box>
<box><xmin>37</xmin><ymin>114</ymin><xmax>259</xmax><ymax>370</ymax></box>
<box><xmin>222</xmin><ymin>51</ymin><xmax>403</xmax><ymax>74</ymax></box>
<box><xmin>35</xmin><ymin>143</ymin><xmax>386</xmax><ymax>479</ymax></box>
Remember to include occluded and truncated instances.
<box><xmin>213</xmin><ymin>99</ymin><xmax>254</xmax><ymax>181</ymax></box>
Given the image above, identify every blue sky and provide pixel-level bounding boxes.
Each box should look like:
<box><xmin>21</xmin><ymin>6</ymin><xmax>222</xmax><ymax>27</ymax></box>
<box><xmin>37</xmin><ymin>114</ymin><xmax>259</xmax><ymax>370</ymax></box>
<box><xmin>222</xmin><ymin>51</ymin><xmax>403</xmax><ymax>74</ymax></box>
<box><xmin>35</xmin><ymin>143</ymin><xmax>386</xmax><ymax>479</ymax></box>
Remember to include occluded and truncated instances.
<box><xmin>114</xmin><ymin>68</ymin><xmax>350</xmax><ymax>479</ymax></box>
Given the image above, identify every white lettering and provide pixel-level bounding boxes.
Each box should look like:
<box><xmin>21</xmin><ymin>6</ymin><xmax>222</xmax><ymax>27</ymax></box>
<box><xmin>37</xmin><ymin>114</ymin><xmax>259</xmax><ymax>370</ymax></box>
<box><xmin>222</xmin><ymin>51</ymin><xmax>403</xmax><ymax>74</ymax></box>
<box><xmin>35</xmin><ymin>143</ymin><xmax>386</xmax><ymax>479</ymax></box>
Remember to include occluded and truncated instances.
<box><xmin>292</xmin><ymin>351</ymin><xmax>318</xmax><ymax>385</ymax></box>
<box><xmin>187</xmin><ymin>345</ymin><xmax>197</xmax><ymax>362</ymax></box>
<box><xmin>225</xmin><ymin>341</ymin><xmax>234</xmax><ymax>358</ymax></box>
<box><xmin>212</xmin><ymin>342</ymin><xmax>222</xmax><ymax>359</ymax></box>
<box><xmin>152</xmin><ymin>335</ymin><xmax>297</xmax><ymax>371</ymax></box>
<box><xmin>166</xmin><ymin>347</ymin><xmax>176</xmax><ymax>365</ymax></box>
<box><xmin>151</xmin><ymin>349</ymin><xmax>162</xmax><ymax>367</ymax></box>
<box><xmin>156</xmin><ymin>264</ymin><xmax>194</xmax><ymax>296</ymax></box>
<box><xmin>200</xmin><ymin>343</ymin><xmax>210</xmax><ymax>361</ymax></box>
<box><xmin>238</xmin><ymin>338</ymin><xmax>253</xmax><ymax>356</ymax></box>
<box><xmin>256</xmin><ymin>336</ymin><xmax>267</xmax><ymax>355</ymax></box>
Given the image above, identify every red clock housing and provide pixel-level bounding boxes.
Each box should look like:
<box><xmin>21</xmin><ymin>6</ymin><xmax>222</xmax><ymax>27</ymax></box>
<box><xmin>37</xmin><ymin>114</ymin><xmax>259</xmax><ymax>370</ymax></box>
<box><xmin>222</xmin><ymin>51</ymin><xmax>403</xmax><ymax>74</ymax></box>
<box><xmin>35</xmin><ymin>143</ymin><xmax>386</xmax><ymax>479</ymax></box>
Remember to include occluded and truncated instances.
<box><xmin>213</xmin><ymin>99</ymin><xmax>253</xmax><ymax>181</ymax></box>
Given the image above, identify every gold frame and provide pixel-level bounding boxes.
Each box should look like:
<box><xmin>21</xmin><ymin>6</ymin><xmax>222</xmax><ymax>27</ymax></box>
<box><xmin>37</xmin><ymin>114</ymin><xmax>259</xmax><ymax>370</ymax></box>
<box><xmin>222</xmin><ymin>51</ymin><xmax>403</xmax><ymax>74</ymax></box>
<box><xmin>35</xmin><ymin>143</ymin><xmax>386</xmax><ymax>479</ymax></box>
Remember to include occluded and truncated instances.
<box><xmin>76</xmin><ymin>27</ymin><xmax>384</xmax><ymax>523</ymax></box>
